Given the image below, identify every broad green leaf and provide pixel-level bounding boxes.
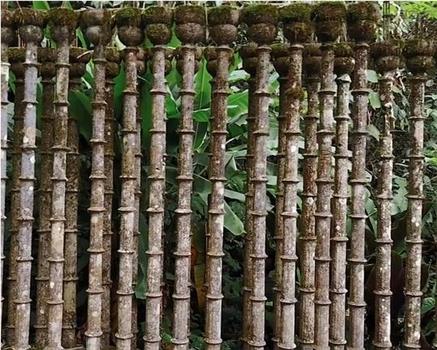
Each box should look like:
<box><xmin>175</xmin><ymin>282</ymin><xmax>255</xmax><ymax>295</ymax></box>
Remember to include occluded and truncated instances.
<box><xmin>369</xmin><ymin>91</ymin><xmax>381</xmax><ymax>109</ymax></box>
<box><xmin>194</xmin><ymin>59</ymin><xmax>212</xmax><ymax>110</ymax></box>
<box><xmin>367</xmin><ymin>69</ymin><xmax>379</xmax><ymax>83</ymax></box>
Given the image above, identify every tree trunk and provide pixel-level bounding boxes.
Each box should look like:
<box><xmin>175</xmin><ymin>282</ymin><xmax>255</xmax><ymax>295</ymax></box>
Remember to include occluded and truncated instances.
<box><xmin>204</xmin><ymin>47</ymin><xmax>232</xmax><ymax>350</ymax></box>
<box><xmin>314</xmin><ymin>44</ymin><xmax>336</xmax><ymax>349</ymax></box>
<box><xmin>116</xmin><ymin>47</ymin><xmax>138</xmax><ymax>350</ymax></box>
<box><xmin>278</xmin><ymin>44</ymin><xmax>302</xmax><ymax>350</ymax></box>
<box><xmin>348</xmin><ymin>43</ymin><xmax>370</xmax><ymax>349</ymax></box>
<box><xmin>143</xmin><ymin>44</ymin><xmax>167</xmax><ymax>350</ymax></box>
<box><xmin>171</xmin><ymin>45</ymin><xmax>196</xmax><ymax>350</ymax></box>
<box><xmin>35</xmin><ymin>48</ymin><xmax>56</xmax><ymax>347</ymax></box>
<box><xmin>329</xmin><ymin>75</ymin><xmax>350</xmax><ymax>350</ymax></box>
<box><xmin>85</xmin><ymin>43</ymin><xmax>107</xmax><ymax>350</ymax></box>
<box><xmin>5</xmin><ymin>51</ymin><xmax>25</xmax><ymax>345</ymax></box>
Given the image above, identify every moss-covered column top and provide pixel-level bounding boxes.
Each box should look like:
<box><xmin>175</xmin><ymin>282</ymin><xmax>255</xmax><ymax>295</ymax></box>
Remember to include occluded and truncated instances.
<box><xmin>175</xmin><ymin>5</ymin><xmax>206</xmax><ymax>45</ymax></box>
<box><xmin>241</xmin><ymin>4</ymin><xmax>278</xmax><ymax>46</ymax></box>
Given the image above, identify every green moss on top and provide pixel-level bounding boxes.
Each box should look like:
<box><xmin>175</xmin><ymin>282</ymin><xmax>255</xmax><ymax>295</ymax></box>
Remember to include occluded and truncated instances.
<box><xmin>79</xmin><ymin>9</ymin><xmax>112</xmax><ymax>29</ymax></box>
<box><xmin>208</xmin><ymin>6</ymin><xmax>239</xmax><ymax>26</ymax></box>
<box><xmin>239</xmin><ymin>42</ymin><xmax>258</xmax><ymax>58</ymax></box>
<box><xmin>241</xmin><ymin>4</ymin><xmax>279</xmax><ymax>25</ymax></box>
<box><xmin>115</xmin><ymin>7</ymin><xmax>143</xmax><ymax>27</ymax></box>
<box><xmin>304</xmin><ymin>43</ymin><xmax>322</xmax><ymax>57</ymax></box>
<box><xmin>347</xmin><ymin>2</ymin><xmax>380</xmax><ymax>23</ymax></box>
<box><xmin>174</xmin><ymin>5</ymin><xmax>206</xmax><ymax>25</ymax></box>
<box><xmin>70</xmin><ymin>47</ymin><xmax>90</xmax><ymax>63</ymax></box>
<box><xmin>271</xmin><ymin>43</ymin><xmax>289</xmax><ymax>58</ymax></box>
<box><xmin>8</xmin><ymin>47</ymin><xmax>25</xmax><ymax>63</ymax></box>
<box><xmin>47</xmin><ymin>8</ymin><xmax>78</xmax><ymax>29</ymax></box>
<box><xmin>143</xmin><ymin>6</ymin><xmax>173</xmax><ymax>25</ymax></box>
<box><xmin>371</xmin><ymin>41</ymin><xmax>402</xmax><ymax>58</ymax></box>
<box><xmin>334</xmin><ymin>42</ymin><xmax>353</xmax><ymax>57</ymax></box>
<box><xmin>312</xmin><ymin>2</ymin><xmax>346</xmax><ymax>22</ymax></box>
<box><xmin>279</xmin><ymin>4</ymin><xmax>312</xmax><ymax>23</ymax></box>
<box><xmin>13</xmin><ymin>8</ymin><xmax>46</xmax><ymax>27</ymax></box>
<box><xmin>38</xmin><ymin>47</ymin><xmax>56</xmax><ymax>62</ymax></box>
<box><xmin>404</xmin><ymin>39</ymin><xmax>434</xmax><ymax>58</ymax></box>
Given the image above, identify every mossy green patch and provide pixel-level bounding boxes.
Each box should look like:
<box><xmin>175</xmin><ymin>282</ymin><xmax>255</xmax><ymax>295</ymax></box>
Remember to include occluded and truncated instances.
<box><xmin>174</xmin><ymin>5</ymin><xmax>205</xmax><ymax>25</ymax></box>
<box><xmin>404</xmin><ymin>39</ymin><xmax>434</xmax><ymax>58</ymax></box>
<box><xmin>304</xmin><ymin>43</ymin><xmax>322</xmax><ymax>57</ymax></box>
<box><xmin>47</xmin><ymin>8</ymin><xmax>78</xmax><ymax>29</ymax></box>
<box><xmin>8</xmin><ymin>47</ymin><xmax>25</xmax><ymax>63</ymax></box>
<box><xmin>279</xmin><ymin>4</ymin><xmax>312</xmax><ymax>23</ymax></box>
<box><xmin>38</xmin><ymin>47</ymin><xmax>56</xmax><ymax>63</ymax></box>
<box><xmin>347</xmin><ymin>2</ymin><xmax>380</xmax><ymax>23</ymax></box>
<box><xmin>371</xmin><ymin>41</ymin><xmax>402</xmax><ymax>59</ymax></box>
<box><xmin>208</xmin><ymin>6</ymin><xmax>239</xmax><ymax>26</ymax></box>
<box><xmin>143</xmin><ymin>6</ymin><xmax>173</xmax><ymax>25</ymax></box>
<box><xmin>115</xmin><ymin>7</ymin><xmax>143</xmax><ymax>27</ymax></box>
<box><xmin>334</xmin><ymin>42</ymin><xmax>354</xmax><ymax>57</ymax></box>
<box><xmin>312</xmin><ymin>2</ymin><xmax>346</xmax><ymax>22</ymax></box>
<box><xmin>271</xmin><ymin>43</ymin><xmax>289</xmax><ymax>58</ymax></box>
<box><xmin>241</xmin><ymin>4</ymin><xmax>279</xmax><ymax>25</ymax></box>
<box><xmin>13</xmin><ymin>8</ymin><xmax>46</xmax><ymax>27</ymax></box>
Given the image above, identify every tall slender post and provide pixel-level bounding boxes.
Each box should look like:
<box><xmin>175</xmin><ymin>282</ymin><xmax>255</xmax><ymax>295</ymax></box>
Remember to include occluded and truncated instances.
<box><xmin>241</xmin><ymin>5</ymin><xmax>278</xmax><ymax>349</ymax></box>
<box><xmin>142</xmin><ymin>6</ymin><xmax>172</xmax><ymax>350</ymax></box>
<box><xmin>278</xmin><ymin>5</ymin><xmax>312</xmax><ymax>348</ymax></box>
<box><xmin>271</xmin><ymin>43</ymin><xmax>289</xmax><ymax>349</ymax></box>
<box><xmin>403</xmin><ymin>38</ymin><xmax>434</xmax><ymax>349</ymax></box>
<box><xmin>5</xmin><ymin>47</ymin><xmax>25</xmax><ymax>346</ymax></box>
<box><xmin>370</xmin><ymin>41</ymin><xmax>401</xmax><ymax>350</ymax></box>
<box><xmin>81</xmin><ymin>10</ymin><xmax>113</xmax><ymax>349</ymax></box>
<box><xmin>240</xmin><ymin>43</ymin><xmax>258</xmax><ymax>350</ymax></box>
<box><xmin>171</xmin><ymin>6</ymin><xmax>205</xmax><ymax>350</ymax></box>
<box><xmin>346</xmin><ymin>3</ymin><xmax>379</xmax><ymax>347</ymax></box>
<box><xmin>63</xmin><ymin>47</ymin><xmax>91</xmax><ymax>349</ymax></box>
<box><xmin>1</xmin><ymin>8</ymin><xmax>15</xmax><ymax>326</ymax></box>
<box><xmin>44</xmin><ymin>9</ymin><xmax>77</xmax><ymax>350</ymax></box>
<box><xmin>102</xmin><ymin>47</ymin><xmax>120</xmax><ymax>348</ymax></box>
<box><xmin>114</xmin><ymin>8</ymin><xmax>143</xmax><ymax>350</ymax></box>
<box><xmin>34</xmin><ymin>47</ymin><xmax>56</xmax><ymax>348</ymax></box>
<box><xmin>12</xmin><ymin>8</ymin><xmax>44</xmax><ymax>349</ymax></box>
<box><xmin>204</xmin><ymin>7</ymin><xmax>238</xmax><ymax>350</ymax></box>
<box><xmin>330</xmin><ymin>43</ymin><xmax>354</xmax><ymax>350</ymax></box>
<box><xmin>299</xmin><ymin>43</ymin><xmax>321</xmax><ymax>349</ymax></box>
<box><xmin>311</xmin><ymin>3</ymin><xmax>346</xmax><ymax>348</ymax></box>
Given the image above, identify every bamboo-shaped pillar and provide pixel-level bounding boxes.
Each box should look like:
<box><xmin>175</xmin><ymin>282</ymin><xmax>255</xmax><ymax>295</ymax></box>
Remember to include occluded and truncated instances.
<box><xmin>1</xmin><ymin>8</ymin><xmax>15</xmax><ymax>321</ymax></box>
<box><xmin>403</xmin><ymin>39</ymin><xmax>434</xmax><ymax>350</ymax></box>
<box><xmin>204</xmin><ymin>6</ymin><xmax>238</xmax><ymax>349</ymax></box>
<box><xmin>12</xmin><ymin>8</ymin><xmax>44</xmax><ymax>349</ymax></box>
<box><xmin>330</xmin><ymin>43</ymin><xmax>354</xmax><ymax>350</ymax></box>
<box><xmin>34</xmin><ymin>47</ymin><xmax>56</xmax><ymax>348</ymax></box>
<box><xmin>370</xmin><ymin>41</ymin><xmax>401</xmax><ymax>350</ymax></box>
<box><xmin>63</xmin><ymin>47</ymin><xmax>91</xmax><ymax>349</ymax></box>
<box><xmin>5</xmin><ymin>46</ymin><xmax>25</xmax><ymax>346</ymax></box>
<box><xmin>311</xmin><ymin>3</ymin><xmax>346</xmax><ymax>348</ymax></box>
<box><xmin>270</xmin><ymin>43</ymin><xmax>289</xmax><ymax>349</ymax></box>
<box><xmin>241</xmin><ymin>5</ymin><xmax>278</xmax><ymax>349</ymax></box>
<box><xmin>80</xmin><ymin>10</ymin><xmax>113</xmax><ymax>349</ymax></box>
<box><xmin>346</xmin><ymin>3</ymin><xmax>379</xmax><ymax>347</ymax></box>
<box><xmin>278</xmin><ymin>5</ymin><xmax>312</xmax><ymax>349</ymax></box>
<box><xmin>142</xmin><ymin>6</ymin><xmax>172</xmax><ymax>350</ymax></box>
<box><xmin>239</xmin><ymin>42</ymin><xmax>258</xmax><ymax>350</ymax></box>
<box><xmin>170</xmin><ymin>6</ymin><xmax>205</xmax><ymax>350</ymax></box>
<box><xmin>114</xmin><ymin>7</ymin><xmax>143</xmax><ymax>350</ymax></box>
<box><xmin>299</xmin><ymin>43</ymin><xmax>321</xmax><ymax>349</ymax></box>
<box><xmin>102</xmin><ymin>47</ymin><xmax>120</xmax><ymax>348</ymax></box>
<box><xmin>44</xmin><ymin>9</ymin><xmax>77</xmax><ymax>350</ymax></box>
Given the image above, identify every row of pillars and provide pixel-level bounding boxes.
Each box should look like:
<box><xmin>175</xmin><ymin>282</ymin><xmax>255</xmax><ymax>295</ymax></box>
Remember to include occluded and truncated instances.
<box><xmin>1</xmin><ymin>2</ymin><xmax>436</xmax><ymax>350</ymax></box>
